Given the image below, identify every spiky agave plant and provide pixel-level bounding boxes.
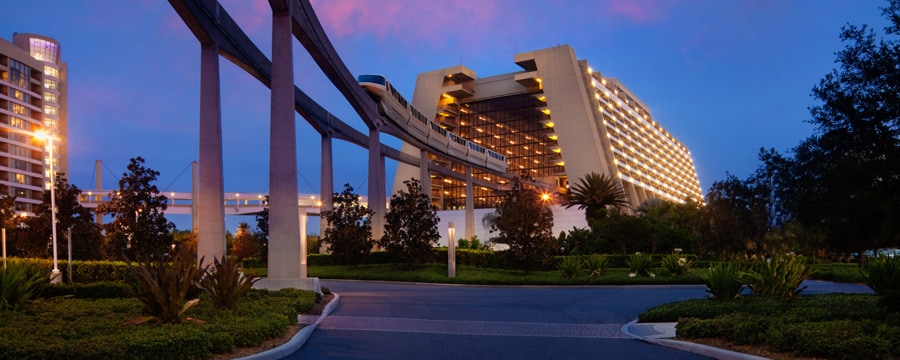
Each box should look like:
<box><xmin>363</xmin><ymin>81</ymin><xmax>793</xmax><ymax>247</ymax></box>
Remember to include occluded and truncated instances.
<box><xmin>123</xmin><ymin>245</ymin><xmax>206</xmax><ymax>325</ymax></box>
<box><xmin>198</xmin><ymin>256</ymin><xmax>259</xmax><ymax>310</ymax></box>
<box><xmin>0</xmin><ymin>261</ymin><xmax>49</xmax><ymax>311</ymax></box>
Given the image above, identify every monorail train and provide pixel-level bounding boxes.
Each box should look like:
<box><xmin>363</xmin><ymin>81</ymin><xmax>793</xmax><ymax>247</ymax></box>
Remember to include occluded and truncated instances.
<box><xmin>358</xmin><ymin>74</ymin><xmax>508</xmax><ymax>172</ymax></box>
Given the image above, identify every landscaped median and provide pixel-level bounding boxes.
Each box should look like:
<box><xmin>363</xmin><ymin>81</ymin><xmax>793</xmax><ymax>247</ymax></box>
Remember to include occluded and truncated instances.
<box><xmin>636</xmin><ymin>255</ymin><xmax>900</xmax><ymax>360</ymax></box>
<box><xmin>0</xmin><ymin>285</ymin><xmax>322</xmax><ymax>360</ymax></box>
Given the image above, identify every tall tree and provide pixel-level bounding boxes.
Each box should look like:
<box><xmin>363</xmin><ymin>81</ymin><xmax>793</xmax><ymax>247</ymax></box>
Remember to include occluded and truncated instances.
<box><xmin>96</xmin><ymin>157</ymin><xmax>174</xmax><ymax>261</ymax></box>
<box><xmin>25</xmin><ymin>174</ymin><xmax>104</xmax><ymax>260</ymax></box>
<box><xmin>561</xmin><ymin>172</ymin><xmax>629</xmax><ymax>222</ymax></box>
<box><xmin>637</xmin><ymin>198</ymin><xmax>701</xmax><ymax>254</ymax></box>
<box><xmin>230</xmin><ymin>222</ymin><xmax>258</xmax><ymax>260</ymax></box>
<box><xmin>321</xmin><ymin>184</ymin><xmax>373</xmax><ymax>266</ymax></box>
<box><xmin>699</xmin><ymin>174</ymin><xmax>769</xmax><ymax>260</ymax></box>
<box><xmin>489</xmin><ymin>176</ymin><xmax>556</xmax><ymax>274</ymax></box>
<box><xmin>783</xmin><ymin>1</ymin><xmax>900</xmax><ymax>262</ymax></box>
<box><xmin>381</xmin><ymin>178</ymin><xmax>440</xmax><ymax>267</ymax></box>
<box><xmin>254</xmin><ymin>196</ymin><xmax>269</xmax><ymax>265</ymax></box>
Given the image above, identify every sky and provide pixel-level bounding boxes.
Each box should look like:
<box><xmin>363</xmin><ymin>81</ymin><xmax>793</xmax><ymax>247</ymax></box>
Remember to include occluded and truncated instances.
<box><xmin>1</xmin><ymin>0</ymin><xmax>890</xmax><ymax>231</ymax></box>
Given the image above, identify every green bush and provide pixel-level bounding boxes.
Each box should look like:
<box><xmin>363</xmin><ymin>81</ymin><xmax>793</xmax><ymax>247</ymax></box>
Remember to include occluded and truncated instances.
<box><xmin>660</xmin><ymin>254</ymin><xmax>694</xmax><ymax>276</ymax></box>
<box><xmin>702</xmin><ymin>262</ymin><xmax>745</xmax><ymax>302</ymax></box>
<box><xmin>41</xmin><ymin>281</ymin><xmax>130</xmax><ymax>299</ymax></box>
<box><xmin>556</xmin><ymin>256</ymin><xmax>582</xmax><ymax>279</ymax></box>
<box><xmin>0</xmin><ymin>261</ymin><xmax>49</xmax><ymax>310</ymax></box>
<box><xmin>677</xmin><ymin>317</ymin><xmax>726</xmax><ymax>339</ymax></box>
<box><xmin>863</xmin><ymin>256</ymin><xmax>900</xmax><ymax>311</ymax></box>
<box><xmin>625</xmin><ymin>252</ymin><xmax>656</xmax><ymax>276</ymax></box>
<box><xmin>811</xmin><ymin>263</ymin><xmax>866</xmax><ymax>283</ymax></box>
<box><xmin>582</xmin><ymin>254</ymin><xmax>609</xmax><ymax>277</ymax></box>
<box><xmin>743</xmin><ymin>254</ymin><xmax>816</xmax><ymax>301</ymax></box>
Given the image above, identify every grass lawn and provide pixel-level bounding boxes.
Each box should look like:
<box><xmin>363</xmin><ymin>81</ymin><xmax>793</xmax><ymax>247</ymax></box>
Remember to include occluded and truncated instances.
<box><xmin>308</xmin><ymin>263</ymin><xmax>707</xmax><ymax>285</ymax></box>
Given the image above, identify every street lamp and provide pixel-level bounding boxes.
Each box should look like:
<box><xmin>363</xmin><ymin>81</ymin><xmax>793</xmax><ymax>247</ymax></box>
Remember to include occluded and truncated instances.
<box><xmin>35</xmin><ymin>131</ymin><xmax>60</xmax><ymax>284</ymax></box>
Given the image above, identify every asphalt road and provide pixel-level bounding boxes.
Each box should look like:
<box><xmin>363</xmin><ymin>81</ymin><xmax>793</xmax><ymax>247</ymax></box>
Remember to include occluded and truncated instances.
<box><xmin>285</xmin><ymin>280</ymin><xmax>715</xmax><ymax>360</ymax></box>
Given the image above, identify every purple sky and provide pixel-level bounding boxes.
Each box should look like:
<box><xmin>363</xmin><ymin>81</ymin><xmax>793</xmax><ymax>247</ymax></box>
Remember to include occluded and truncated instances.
<box><xmin>1</xmin><ymin>1</ymin><xmax>888</xmax><ymax>230</ymax></box>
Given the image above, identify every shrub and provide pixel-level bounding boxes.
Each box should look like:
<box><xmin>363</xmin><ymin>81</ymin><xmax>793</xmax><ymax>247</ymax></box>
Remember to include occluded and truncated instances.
<box><xmin>582</xmin><ymin>254</ymin><xmax>609</xmax><ymax>277</ymax></box>
<box><xmin>677</xmin><ymin>317</ymin><xmax>727</xmax><ymax>339</ymax></box>
<box><xmin>660</xmin><ymin>254</ymin><xmax>694</xmax><ymax>276</ymax></box>
<box><xmin>123</xmin><ymin>245</ymin><xmax>206</xmax><ymax>325</ymax></box>
<box><xmin>702</xmin><ymin>262</ymin><xmax>744</xmax><ymax>302</ymax></box>
<box><xmin>625</xmin><ymin>252</ymin><xmax>656</xmax><ymax>277</ymax></box>
<box><xmin>557</xmin><ymin>256</ymin><xmax>582</xmax><ymax>279</ymax></box>
<box><xmin>198</xmin><ymin>256</ymin><xmax>259</xmax><ymax>310</ymax></box>
<box><xmin>41</xmin><ymin>281</ymin><xmax>130</xmax><ymax>299</ymax></box>
<box><xmin>743</xmin><ymin>254</ymin><xmax>816</xmax><ymax>301</ymax></box>
<box><xmin>863</xmin><ymin>255</ymin><xmax>900</xmax><ymax>311</ymax></box>
<box><xmin>0</xmin><ymin>261</ymin><xmax>49</xmax><ymax>311</ymax></box>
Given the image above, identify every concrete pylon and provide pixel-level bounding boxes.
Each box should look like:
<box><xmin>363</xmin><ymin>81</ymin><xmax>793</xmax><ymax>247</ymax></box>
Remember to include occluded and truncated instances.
<box><xmin>264</xmin><ymin>0</ymin><xmax>303</xmax><ymax>282</ymax></box>
<box><xmin>197</xmin><ymin>34</ymin><xmax>226</xmax><ymax>266</ymax></box>
<box><xmin>368</xmin><ymin>128</ymin><xmax>386</xmax><ymax>241</ymax></box>
<box><xmin>320</xmin><ymin>135</ymin><xmax>333</xmax><ymax>236</ymax></box>
<box><xmin>465</xmin><ymin>166</ymin><xmax>475</xmax><ymax>240</ymax></box>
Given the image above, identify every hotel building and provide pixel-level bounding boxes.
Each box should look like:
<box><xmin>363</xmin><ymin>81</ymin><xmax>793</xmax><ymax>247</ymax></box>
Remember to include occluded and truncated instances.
<box><xmin>0</xmin><ymin>33</ymin><xmax>67</xmax><ymax>214</ymax></box>
<box><xmin>394</xmin><ymin>45</ymin><xmax>701</xmax><ymax>211</ymax></box>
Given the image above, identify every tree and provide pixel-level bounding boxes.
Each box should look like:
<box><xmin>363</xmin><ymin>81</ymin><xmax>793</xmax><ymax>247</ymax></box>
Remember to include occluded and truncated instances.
<box><xmin>637</xmin><ymin>198</ymin><xmax>701</xmax><ymax>254</ymax></box>
<box><xmin>489</xmin><ymin>176</ymin><xmax>555</xmax><ymax>273</ymax></box>
<box><xmin>561</xmin><ymin>172</ymin><xmax>629</xmax><ymax>222</ymax></box>
<box><xmin>26</xmin><ymin>174</ymin><xmax>104</xmax><ymax>260</ymax></box>
<box><xmin>590</xmin><ymin>208</ymin><xmax>651</xmax><ymax>254</ymax></box>
<box><xmin>96</xmin><ymin>157</ymin><xmax>174</xmax><ymax>261</ymax></box>
<box><xmin>321</xmin><ymin>184</ymin><xmax>373</xmax><ymax>266</ymax></box>
<box><xmin>254</xmin><ymin>196</ymin><xmax>269</xmax><ymax>265</ymax></box>
<box><xmin>777</xmin><ymin>2</ymin><xmax>900</xmax><ymax>263</ymax></box>
<box><xmin>13</xmin><ymin>174</ymin><xmax>103</xmax><ymax>260</ymax></box>
<box><xmin>231</xmin><ymin>222</ymin><xmax>258</xmax><ymax>260</ymax></box>
<box><xmin>381</xmin><ymin>178</ymin><xmax>440</xmax><ymax>267</ymax></box>
<box><xmin>699</xmin><ymin>173</ymin><xmax>769</xmax><ymax>260</ymax></box>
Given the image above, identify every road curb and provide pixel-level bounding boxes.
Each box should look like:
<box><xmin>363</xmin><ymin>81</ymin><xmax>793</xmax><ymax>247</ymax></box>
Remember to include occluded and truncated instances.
<box><xmin>237</xmin><ymin>292</ymin><xmax>341</xmax><ymax>360</ymax></box>
<box><xmin>621</xmin><ymin>319</ymin><xmax>769</xmax><ymax>360</ymax></box>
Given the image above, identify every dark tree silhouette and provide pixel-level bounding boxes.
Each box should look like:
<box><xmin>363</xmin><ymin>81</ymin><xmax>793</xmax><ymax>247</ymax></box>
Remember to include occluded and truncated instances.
<box><xmin>96</xmin><ymin>157</ymin><xmax>174</xmax><ymax>261</ymax></box>
<box><xmin>381</xmin><ymin>178</ymin><xmax>440</xmax><ymax>267</ymax></box>
<box><xmin>489</xmin><ymin>176</ymin><xmax>555</xmax><ymax>274</ymax></box>
<box><xmin>321</xmin><ymin>184</ymin><xmax>373</xmax><ymax>266</ymax></box>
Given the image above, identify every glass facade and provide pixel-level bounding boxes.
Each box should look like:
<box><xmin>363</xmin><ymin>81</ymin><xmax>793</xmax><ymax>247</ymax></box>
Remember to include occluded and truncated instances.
<box><xmin>589</xmin><ymin>74</ymin><xmax>702</xmax><ymax>202</ymax></box>
<box><xmin>29</xmin><ymin>38</ymin><xmax>59</xmax><ymax>64</ymax></box>
<box><xmin>431</xmin><ymin>91</ymin><xmax>563</xmax><ymax>209</ymax></box>
<box><xmin>0</xmin><ymin>33</ymin><xmax>66</xmax><ymax>214</ymax></box>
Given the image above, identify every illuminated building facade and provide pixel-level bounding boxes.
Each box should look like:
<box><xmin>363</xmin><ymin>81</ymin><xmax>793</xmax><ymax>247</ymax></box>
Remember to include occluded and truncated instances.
<box><xmin>0</xmin><ymin>33</ymin><xmax>67</xmax><ymax>214</ymax></box>
<box><xmin>394</xmin><ymin>45</ymin><xmax>702</xmax><ymax>210</ymax></box>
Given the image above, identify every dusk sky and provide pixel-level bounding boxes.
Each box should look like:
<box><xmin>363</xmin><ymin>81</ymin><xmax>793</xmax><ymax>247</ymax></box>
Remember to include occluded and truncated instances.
<box><xmin>2</xmin><ymin>1</ymin><xmax>888</xmax><ymax>230</ymax></box>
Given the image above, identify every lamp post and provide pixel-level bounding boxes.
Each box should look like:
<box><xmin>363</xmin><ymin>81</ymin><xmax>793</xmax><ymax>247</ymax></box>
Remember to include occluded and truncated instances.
<box><xmin>36</xmin><ymin>131</ymin><xmax>60</xmax><ymax>284</ymax></box>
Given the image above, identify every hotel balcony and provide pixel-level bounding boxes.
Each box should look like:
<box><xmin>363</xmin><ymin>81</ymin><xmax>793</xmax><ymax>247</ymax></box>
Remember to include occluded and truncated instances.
<box><xmin>443</xmin><ymin>82</ymin><xmax>474</xmax><ymax>99</ymax></box>
<box><xmin>515</xmin><ymin>71</ymin><xmax>541</xmax><ymax>89</ymax></box>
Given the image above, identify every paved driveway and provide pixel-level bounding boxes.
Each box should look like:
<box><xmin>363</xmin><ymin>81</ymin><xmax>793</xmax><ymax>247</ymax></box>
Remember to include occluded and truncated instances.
<box><xmin>285</xmin><ymin>281</ymin><xmax>713</xmax><ymax>360</ymax></box>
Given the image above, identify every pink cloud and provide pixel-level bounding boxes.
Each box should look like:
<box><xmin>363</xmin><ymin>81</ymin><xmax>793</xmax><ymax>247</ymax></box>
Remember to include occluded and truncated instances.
<box><xmin>607</xmin><ymin>0</ymin><xmax>667</xmax><ymax>23</ymax></box>
<box><xmin>309</xmin><ymin>0</ymin><xmax>507</xmax><ymax>44</ymax></box>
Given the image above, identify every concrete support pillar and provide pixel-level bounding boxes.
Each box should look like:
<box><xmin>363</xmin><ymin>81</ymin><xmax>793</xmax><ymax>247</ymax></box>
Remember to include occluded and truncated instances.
<box><xmin>368</xmin><ymin>128</ymin><xmax>386</xmax><ymax>241</ymax></box>
<box><xmin>267</xmin><ymin>2</ymin><xmax>302</xmax><ymax>279</ymax></box>
<box><xmin>320</xmin><ymin>135</ymin><xmax>333</xmax><ymax>232</ymax></box>
<box><xmin>419</xmin><ymin>149</ymin><xmax>430</xmax><ymax>200</ymax></box>
<box><xmin>465</xmin><ymin>166</ymin><xmax>474</xmax><ymax>240</ymax></box>
<box><xmin>198</xmin><ymin>39</ymin><xmax>226</xmax><ymax>266</ymax></box>
<box><xmin>299</xmin><ymin>211</ymin><xmax>308</xmax><ymax>278</ymax></box>
<box><xmin>190</xmin><ymin>161</ymin><xmax>198</xmax><ymax>233</ymax></box>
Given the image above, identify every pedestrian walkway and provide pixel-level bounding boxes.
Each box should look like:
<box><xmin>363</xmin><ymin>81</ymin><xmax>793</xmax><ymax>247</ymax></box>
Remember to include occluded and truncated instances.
<box><xmin>318</xmin><ymin>315</ymin><xmax>630</xmax><ymax>338</ymax></box>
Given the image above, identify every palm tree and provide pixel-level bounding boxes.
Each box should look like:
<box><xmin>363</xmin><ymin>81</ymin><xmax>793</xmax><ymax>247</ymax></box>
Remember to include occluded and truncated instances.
<box><xmin>562</xmin><ymin>172</ymin><xmax>630</xmax><ymax>221</ymax></box>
